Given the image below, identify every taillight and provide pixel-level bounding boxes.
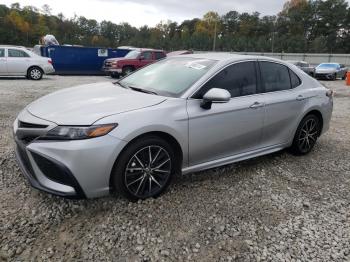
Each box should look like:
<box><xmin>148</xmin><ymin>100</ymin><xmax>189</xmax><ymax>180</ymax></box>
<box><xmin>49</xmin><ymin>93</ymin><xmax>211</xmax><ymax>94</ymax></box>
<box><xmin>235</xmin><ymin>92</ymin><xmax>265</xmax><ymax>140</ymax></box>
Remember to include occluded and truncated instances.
<box><xmin>48</xmin><ymin>59</ymin><xmax>52</xmax><ymax>64</ymax></box>
<box><xmin>326</xmin><ymin>89</ymin><xmax>334</xmax><ymax>97</ymax></box>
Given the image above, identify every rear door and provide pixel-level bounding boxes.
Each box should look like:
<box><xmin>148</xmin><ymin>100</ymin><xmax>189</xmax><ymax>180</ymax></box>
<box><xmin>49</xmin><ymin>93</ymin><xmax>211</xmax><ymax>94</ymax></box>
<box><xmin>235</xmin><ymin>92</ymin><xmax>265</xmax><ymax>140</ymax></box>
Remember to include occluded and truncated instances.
<box><xmin>7</xmin><ymin>48</ymin><xmax>31</xmax><ymax>75</ymax></box>
<box><xmin>0</xmin><ymin>48</ymin><xmax>7</xmax><ymax>75</ymax></box>
<box><xmin>258</xmin><ymin>61</ymin><xmax>307</xmax><ymax>147</ymax></box>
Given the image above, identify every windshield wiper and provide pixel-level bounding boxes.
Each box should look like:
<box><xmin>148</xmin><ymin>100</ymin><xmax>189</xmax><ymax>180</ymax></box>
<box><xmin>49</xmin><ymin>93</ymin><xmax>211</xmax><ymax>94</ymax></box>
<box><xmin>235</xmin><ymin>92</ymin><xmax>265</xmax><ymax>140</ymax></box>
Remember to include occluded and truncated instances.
<box><xmin>128</xmin><ymin>86</ymin><xmax>158</xmax><ymax>95</ymax></box>
<box><xmin>115</xmin><ymin>81</ymin><xmax>128</xmax><ymax>89</ymax></box>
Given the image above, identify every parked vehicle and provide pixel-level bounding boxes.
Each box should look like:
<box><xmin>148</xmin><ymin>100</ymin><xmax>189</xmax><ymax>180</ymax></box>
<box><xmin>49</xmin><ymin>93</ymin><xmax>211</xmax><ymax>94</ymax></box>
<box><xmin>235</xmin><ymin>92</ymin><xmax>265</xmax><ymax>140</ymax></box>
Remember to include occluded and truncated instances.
<box><xmin>315</xmin><ymin>63</ymin><xmax>348</xmax><ymax>80</ymax></box>
<box><xmin>0</xmin><ymin>45</ymin><xmax>54</xmax><ymax>80</ymax></box>
<box><xmin>103</xmin><ymin>48</ymin><xmax>166</xmax><ymax>78</ymax></box>
<box><xmin>34</xmin><ymin>45</ymin><xmax>132</xmax><ymax>75</ymax></box>
<box><xmin>286</xmin><ymin>60</ymin><xmax>315</xmax><ymax>76</ymax></box>
<box><xmin>14</xmin><ymin>53</ymin><xmax>333</xmax><ymax>200</ymax></box>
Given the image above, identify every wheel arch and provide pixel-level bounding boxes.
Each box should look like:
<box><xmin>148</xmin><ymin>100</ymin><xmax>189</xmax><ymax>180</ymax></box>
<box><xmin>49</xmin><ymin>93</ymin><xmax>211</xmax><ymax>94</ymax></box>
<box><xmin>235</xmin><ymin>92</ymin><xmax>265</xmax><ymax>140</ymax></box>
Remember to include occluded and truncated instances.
<box><xmin>301</xmin><ymin>109</ymin><xmax>324</xmax><ymax>136</ymax></box>
<box><xmin>109</xmin><ymin>131</ymin><xmax>183</xmax><ymax>190</ymax></box>
<box><xmin>27</xmin><ymin>65</ymin><xmax>44</xmax><ymax>76</ymax></box>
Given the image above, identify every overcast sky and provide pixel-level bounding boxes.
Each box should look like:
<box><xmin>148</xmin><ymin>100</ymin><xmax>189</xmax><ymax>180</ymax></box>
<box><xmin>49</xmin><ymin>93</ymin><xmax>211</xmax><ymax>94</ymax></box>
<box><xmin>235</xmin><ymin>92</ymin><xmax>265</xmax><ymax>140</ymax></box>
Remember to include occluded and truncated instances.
<box><xmin>2</xmin><ymin>0</ymin><xmax>293</xmax><ymax>27</ymax></box>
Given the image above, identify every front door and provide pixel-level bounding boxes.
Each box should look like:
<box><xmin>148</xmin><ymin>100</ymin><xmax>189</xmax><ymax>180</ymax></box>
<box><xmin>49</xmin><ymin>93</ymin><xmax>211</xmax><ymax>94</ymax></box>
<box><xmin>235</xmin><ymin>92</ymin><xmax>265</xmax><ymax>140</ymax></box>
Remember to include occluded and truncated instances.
<box><xmin>139</xmin><ymin>51</ymin><xmax>154</xmax><ymax>68</ymax></box>
<box><xmin>187</xmin><ymin>61</ymin><xmax>265</xmax><ymax>166</ymax></box>
<box><xmin>0</xmin><ymin>48</ymin><xmax>7</xmax><ymax>75</ymax></box>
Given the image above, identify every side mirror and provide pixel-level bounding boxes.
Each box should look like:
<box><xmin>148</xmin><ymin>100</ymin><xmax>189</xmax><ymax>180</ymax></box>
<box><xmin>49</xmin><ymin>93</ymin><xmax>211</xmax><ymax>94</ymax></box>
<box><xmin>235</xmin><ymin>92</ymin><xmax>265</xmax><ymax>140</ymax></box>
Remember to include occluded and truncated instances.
<box><xmin>200</xmin><ymin>88</ymin><xmax>231</xmax><ymax>110</ymax></box>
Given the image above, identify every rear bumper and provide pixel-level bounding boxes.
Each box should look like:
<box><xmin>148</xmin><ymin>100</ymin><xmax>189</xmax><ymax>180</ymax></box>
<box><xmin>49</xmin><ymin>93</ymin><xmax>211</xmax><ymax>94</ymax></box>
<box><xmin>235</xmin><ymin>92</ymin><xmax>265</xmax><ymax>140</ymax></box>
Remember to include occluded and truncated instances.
<box><xmin>42</xmin><ymin>65</ymin><xmax>55</xmax><ymax>75</ymax></box>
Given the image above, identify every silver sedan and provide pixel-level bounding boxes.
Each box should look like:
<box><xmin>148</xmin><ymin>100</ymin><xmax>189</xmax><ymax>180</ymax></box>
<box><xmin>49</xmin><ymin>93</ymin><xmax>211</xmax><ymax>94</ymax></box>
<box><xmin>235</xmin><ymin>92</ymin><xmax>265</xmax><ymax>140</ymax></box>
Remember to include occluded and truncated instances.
<box><xmin>13</xmin><ymin>53</ymin><xmax>333</xmax><ymax>200</ymax></box>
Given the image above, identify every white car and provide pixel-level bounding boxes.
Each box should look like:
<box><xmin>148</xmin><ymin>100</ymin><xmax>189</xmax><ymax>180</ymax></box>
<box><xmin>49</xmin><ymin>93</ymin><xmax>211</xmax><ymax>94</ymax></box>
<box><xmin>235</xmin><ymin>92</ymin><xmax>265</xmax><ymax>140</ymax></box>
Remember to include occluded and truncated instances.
<box><xmin>0</xmin><ymin>45</ymin><xmax>55</xmax><ymax>80</ymax></box>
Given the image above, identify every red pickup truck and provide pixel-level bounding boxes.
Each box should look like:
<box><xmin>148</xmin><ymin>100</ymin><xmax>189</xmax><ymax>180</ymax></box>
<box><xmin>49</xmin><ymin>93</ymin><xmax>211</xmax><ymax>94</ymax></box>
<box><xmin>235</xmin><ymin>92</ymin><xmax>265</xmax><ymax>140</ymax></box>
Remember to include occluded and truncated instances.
<box><xmin>103</xmin><ymin>48</ymin><xmax>166</xmax><ymax>78</ymax></box>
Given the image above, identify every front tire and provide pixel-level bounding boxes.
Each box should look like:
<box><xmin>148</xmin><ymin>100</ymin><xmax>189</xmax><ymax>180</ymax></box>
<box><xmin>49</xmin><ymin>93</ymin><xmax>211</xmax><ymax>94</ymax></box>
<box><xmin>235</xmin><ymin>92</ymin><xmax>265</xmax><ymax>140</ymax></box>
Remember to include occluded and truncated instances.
<box><xmin>290</xmin><ymin>114</ymin><xmax>321</xmax><ymax>155</ymax></box>
<box><xmin>112</xmin><ymin>136</ymin><xmax>175</xmax><ymax>201</ymax></box>
<box><xmin>28</xmin><ymin>67</ymin><xmax>43</xmax><ymax>80</ymax></box>
<box><xmin>122</xmin><ymin>66</ymin><xmax>134</xmax><ymax>76</ymax></box>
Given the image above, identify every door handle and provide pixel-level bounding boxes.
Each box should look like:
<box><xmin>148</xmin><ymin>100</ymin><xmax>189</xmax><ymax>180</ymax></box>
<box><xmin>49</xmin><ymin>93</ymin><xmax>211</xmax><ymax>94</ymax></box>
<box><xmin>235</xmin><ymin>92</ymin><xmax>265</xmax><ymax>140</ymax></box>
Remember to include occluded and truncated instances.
<box><xmin>296</xmin><ymin>95</ymin><xmax>305</xmax><ymax>101</ymax></box>
<box><xmin>250</xmin><ymin>102</ymin><xmax>264</xmax><ymax>109</ymax></box>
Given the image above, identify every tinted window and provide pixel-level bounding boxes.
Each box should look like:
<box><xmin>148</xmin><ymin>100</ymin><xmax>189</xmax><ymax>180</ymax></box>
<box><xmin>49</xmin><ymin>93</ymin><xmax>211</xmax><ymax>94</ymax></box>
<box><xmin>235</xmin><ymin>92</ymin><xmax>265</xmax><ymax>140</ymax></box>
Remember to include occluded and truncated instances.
<box><xmin>289</xmin><ymin>69</ymin><xmax>301</xmax><ymax>88</ymax></box>
<box><xmin>195</xmin><ymin>62</ymin><xmax>257</xmax><ymax>98</ymax></box>
<box><xmin>142</xmin><ymin>51</ymin><xmax>153</xmax><ymax>60</ymax></box>
<box><xmin>0</xmin><ymin>49</ymin><xmax>4</xmax><ymax>57</ymax></box>
<box><xmin>8</xmin><ymin>49</ymin><xmax>30</xmax><ymax>58</ymax></box>
<box><xmin>260</xmin><ymin>62</ymin><xmax>291</xmax><ymax>92</ymax></box>
<box><xmin>155</xmin><ymin>52</ymin><xmax>166</xmax><ymax>60</ymax></box>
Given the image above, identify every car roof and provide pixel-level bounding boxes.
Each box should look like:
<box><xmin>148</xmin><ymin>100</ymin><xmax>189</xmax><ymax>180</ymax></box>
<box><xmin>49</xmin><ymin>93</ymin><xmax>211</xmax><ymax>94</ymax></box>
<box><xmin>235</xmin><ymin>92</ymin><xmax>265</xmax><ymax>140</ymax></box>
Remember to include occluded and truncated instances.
<box><xmin>132</xmin><ymin>48</ymin><xmax>164</xmax><ymax>52</ymax></box>
<box><xmin>0</xmin><ymin>45</ymin><xmax>26</xmax><ymax>49</ymax></box>
<box><xmin>170</xmin><ymin>52</ymin><xmax>284</xmax><ymax>64</ymax></box>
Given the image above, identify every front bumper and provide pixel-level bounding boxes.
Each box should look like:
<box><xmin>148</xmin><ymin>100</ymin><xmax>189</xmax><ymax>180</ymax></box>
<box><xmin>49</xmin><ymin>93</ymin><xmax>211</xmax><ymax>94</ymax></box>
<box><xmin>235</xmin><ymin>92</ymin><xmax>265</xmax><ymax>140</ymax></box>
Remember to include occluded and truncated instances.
<box><xmin>315</xmin><ymin>72</ymin><xmax>335</xmax><ymax>80</ymax></box>
<box><xmin>13</xmin><ymin>112</ymin><xmax>127</xmax><ymax>199</ymax></box>
<box><xmin>103</xmin><ymin>68</ymin><xmax>122</xmax><ymax>74</ymax></box>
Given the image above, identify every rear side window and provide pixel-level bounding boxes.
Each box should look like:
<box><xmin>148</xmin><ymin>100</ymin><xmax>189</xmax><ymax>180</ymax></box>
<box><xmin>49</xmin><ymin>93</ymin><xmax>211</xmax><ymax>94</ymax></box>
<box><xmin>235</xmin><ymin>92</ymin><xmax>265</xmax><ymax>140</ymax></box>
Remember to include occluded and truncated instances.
<box><xmin>260</xmin><ymin>61</ymin><xmax>291</xmax><ymax>92</ymax></box>
<box><xmin>0</xmin><ymin>49</ymin><xmax>4</xmax><ymax>57</ymax></box>
<box><xmin>155</xmin><ymin>52</ymin><xmax>166</xmax><ymax>60</ymax></box>
<box><xmin>195</xmin><ymin>61</ymin><xmax>257</xmax><ymax>98</ymax></box>
<box><xmin>8</xmin><ymin>49</ymin><xmax>30</xmax><ymax>58</ymax></box>
<box><xmin>289</xmin><ymin>69</ymin><xmax>301</xmax><ymax>88</ymax></box>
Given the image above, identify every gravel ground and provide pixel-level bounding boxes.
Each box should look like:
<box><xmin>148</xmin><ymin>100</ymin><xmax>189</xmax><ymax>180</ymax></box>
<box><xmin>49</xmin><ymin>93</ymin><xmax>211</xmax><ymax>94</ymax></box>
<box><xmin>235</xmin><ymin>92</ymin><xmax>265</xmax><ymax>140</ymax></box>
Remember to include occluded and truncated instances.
<box><xmin>0</xmin><ymin>75</ymin><xmax>349</xmax><ymax>261</ymax></box>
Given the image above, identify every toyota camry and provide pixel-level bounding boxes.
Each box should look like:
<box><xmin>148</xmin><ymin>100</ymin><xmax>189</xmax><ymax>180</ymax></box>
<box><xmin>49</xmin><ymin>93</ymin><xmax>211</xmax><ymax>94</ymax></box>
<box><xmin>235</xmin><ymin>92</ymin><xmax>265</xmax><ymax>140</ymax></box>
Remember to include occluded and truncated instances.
<box><xmin>13</xmin><ymin>53</ymin><xmax>333</xmax><ymax>200</ymax></box>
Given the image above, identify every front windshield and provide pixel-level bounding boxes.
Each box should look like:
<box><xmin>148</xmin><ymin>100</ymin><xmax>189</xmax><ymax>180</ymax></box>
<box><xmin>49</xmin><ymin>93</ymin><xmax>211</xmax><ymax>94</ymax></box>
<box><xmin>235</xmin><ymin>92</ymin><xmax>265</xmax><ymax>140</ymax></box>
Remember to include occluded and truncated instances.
<box><xmin>124</xmin><ymin>50</ymin><xmax>141</xmax><ymax>59</ymax></box>
<box><xmin>118</xmin><ymin>57</ymin><xmax>217</xmax><ymax>97</ymax></box>
<box><xmin>317</xmin><ymin>63</ymin><xmax>339</xmax><ymax>69</ymax></box>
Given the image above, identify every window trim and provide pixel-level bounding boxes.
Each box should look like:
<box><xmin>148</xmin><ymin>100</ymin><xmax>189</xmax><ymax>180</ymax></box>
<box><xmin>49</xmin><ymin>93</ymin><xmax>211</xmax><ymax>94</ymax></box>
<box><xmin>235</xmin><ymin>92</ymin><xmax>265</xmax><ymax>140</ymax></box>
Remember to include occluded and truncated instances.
<box><xmin>257</xmin><ymin>60</ymin><xmax>302</xmax><ymax>95</ymax></box>
<box><xmin>189</xmin><ymin>59</ymin><xmax>260</xmax><ymax>100</ymax></box>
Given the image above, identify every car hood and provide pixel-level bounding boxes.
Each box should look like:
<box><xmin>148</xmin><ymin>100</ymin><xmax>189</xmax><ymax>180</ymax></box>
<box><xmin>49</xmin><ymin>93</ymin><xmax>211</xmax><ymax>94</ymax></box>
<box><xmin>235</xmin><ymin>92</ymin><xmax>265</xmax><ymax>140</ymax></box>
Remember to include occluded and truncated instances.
<box><xmin>315</xmin><ymin>68</ymin><xmax>337</xmax><ymax>73</ymax></box>
<box><xmin>27</xmin><ymin>82</ymin><xmax>166</xmax><ymax>125</ymax></box>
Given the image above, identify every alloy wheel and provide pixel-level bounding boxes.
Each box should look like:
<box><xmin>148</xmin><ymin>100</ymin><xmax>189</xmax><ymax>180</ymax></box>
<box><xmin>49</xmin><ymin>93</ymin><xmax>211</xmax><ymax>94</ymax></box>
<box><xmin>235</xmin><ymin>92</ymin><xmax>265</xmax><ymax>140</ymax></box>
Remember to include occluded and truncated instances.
<box><xmin>124</xmin><ymin>145</ymin><xmax>171</xmax><ymax>198</ymax></box>
<box><xmin>298</xmin><ymin>118</ymin><xmax>318</xmax><ymax>153</ymax></box>
<box><xmin>30</xmin><ymin>69</ymin><xmax>42</xmax><ymax>80</ymax></box>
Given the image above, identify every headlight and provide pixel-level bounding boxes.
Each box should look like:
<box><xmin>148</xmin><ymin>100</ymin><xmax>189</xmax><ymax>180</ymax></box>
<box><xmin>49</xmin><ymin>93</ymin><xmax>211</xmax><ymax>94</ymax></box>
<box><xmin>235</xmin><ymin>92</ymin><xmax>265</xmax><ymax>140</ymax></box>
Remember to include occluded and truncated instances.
<box><xmin>40</xmin><ymin>124</ymin><xmax>118</xmax><ymax>140</ymax></box>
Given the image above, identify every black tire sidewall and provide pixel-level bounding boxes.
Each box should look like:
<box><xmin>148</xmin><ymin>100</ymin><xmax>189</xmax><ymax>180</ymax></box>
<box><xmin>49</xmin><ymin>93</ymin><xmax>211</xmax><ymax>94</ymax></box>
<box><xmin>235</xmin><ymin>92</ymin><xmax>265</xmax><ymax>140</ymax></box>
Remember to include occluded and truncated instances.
<box><xmin>291</xmin><ymin>114</ymin><xmax>320</xmax><ymax>155</ymax></box>
<box><xmin>112</xmin><ymin>136</ymin><xmax>175</xmax><ymax>201</ymax></box>
<box><xmin>122</xmin><ymin>66</ymin><xmax>133</xmax><ymax>76</ymax></box>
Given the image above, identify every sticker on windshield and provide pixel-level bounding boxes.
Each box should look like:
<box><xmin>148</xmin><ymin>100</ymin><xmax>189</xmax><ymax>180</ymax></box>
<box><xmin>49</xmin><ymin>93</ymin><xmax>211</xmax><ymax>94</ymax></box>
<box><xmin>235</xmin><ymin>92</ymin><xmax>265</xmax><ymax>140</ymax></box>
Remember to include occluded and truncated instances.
<box><xmin>185</xmin><ymin>62</ymin><xmax>207</xmax><ymax>70</ymax></box>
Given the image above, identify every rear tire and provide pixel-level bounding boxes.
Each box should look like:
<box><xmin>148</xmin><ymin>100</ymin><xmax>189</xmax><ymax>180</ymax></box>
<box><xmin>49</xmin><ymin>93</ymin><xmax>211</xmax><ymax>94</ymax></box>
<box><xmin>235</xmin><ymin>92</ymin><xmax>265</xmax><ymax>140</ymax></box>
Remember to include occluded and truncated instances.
<box><xmin>290</xmin><ymin>114</ymin><xmax>321</xmax><ymax>155</ymax></box>
<box><xmin>111</xmin><ymin>136</ymin><xmax>175</xmax><ymax>201</ymax></box>
<box><xmin>27</xmin><ymin>67</ymin><xmax>43</xmax><ymax>80</ymax></box>
<box><xmin>342</xmin><ymin>73</ymin><xmax>347</xmax><ymax>80</ymax></box>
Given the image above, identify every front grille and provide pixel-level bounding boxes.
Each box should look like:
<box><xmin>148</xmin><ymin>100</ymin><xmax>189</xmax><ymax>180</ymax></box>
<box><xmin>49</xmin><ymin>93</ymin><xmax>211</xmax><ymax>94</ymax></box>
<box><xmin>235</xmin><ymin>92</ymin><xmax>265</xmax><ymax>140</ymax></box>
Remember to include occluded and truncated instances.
<box><xmin>19</xmin><ymin>121</ymin><xmax>48</xmax><ymax>129</ymax></box>
<box><xmin>104</xmin><ymin>61</ymin><xmax>112</xmax><ymax>68</ymax></box>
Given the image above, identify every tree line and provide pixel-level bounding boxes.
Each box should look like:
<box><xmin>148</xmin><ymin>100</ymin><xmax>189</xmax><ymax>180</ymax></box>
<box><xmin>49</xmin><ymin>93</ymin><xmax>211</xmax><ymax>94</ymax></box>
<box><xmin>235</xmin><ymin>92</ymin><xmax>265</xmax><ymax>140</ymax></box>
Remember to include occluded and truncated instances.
<box><xmin>0</xmin><ymin>0</ymin><xmax>349</xmax><ymax>53</ymax></box>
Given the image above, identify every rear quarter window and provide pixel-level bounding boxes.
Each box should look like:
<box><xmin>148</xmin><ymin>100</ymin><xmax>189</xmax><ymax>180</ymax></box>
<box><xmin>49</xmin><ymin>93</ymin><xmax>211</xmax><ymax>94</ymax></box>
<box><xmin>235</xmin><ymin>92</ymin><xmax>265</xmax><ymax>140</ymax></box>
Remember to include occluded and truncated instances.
<box><xmin>289</xmin><ymin>69</ymin><xmax>302</xmax><ymax>88</ymax></box>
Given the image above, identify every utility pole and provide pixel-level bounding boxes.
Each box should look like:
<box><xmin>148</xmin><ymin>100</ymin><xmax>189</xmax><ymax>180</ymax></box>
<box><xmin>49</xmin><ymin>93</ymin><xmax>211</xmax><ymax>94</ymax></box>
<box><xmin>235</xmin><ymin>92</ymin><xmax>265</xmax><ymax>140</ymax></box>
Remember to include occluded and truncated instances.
<box><xmin>213</xmin><ymin>19</ymin><xmax>217</xmax><ymax>51</ymax></box>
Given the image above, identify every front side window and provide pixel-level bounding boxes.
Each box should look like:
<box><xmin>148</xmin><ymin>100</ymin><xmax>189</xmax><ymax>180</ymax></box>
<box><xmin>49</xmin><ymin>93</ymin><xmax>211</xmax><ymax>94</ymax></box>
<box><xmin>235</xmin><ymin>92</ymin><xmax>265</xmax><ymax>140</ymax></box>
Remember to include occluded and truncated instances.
<box><xmin>194</xmin><ymin>61</ymin><xmax>257</xmax><ymax>99</ymax></box>
<box><xmin>0</xmin><ymin>49</ymin><xmax>4</xmax><ymax>57</ymax></box>
<box><xmin>155</xmin><ymin>52</ymin><xmax>166</xmax><ymax>60</ymax></box>
<box><xmin>260</xmin><ymin>62</ymin><xmax>291</xmax><ymax>92</ymax></box>
<box><xmin>142</xmin><ymin>51</ymin><xmax>153</xmax><ymax>60</ymax></box>
<box><xmin>8</xmin><ymin>49</ymin><xmax>30</xmax><ymax>58</ymax></box>
<box><xmin>119</xmin><ymin>57</ymin><xmax>217</xmax><ymax>97</ymax></box>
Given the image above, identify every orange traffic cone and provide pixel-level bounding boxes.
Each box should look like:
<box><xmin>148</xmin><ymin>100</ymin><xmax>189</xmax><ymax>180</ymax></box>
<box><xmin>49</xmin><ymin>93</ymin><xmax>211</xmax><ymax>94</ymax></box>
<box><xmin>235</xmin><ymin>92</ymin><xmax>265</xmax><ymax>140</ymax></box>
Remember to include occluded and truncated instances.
<box><xmin>347</xmin><ymin>71</ymin><xmax>350</xmax><ymax>86</ymax></box>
